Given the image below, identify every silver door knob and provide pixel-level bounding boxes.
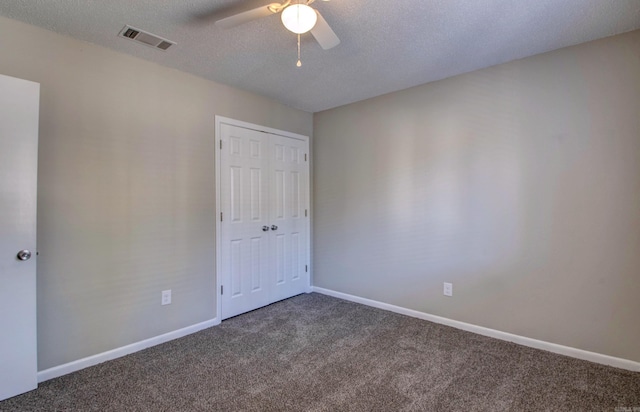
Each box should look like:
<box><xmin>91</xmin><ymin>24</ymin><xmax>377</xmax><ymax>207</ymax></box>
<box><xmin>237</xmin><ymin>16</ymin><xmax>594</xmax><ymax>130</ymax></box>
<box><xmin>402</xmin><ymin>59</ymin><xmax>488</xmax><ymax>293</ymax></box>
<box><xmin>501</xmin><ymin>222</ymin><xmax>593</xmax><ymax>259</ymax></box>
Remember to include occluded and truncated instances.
<box><xmin>271</xmin><ymin>225</ymin><xmax>278</xmax><ymax>231</ymax></box>
<box><xmin>17</xmin><ymin>250</ymin><xmax>32</xmax><ymax>261</ymax></box>
<box><xmin>262</xmin><ymin>226</ymin><xmax>270</xmax><ymax>232</ymax></box>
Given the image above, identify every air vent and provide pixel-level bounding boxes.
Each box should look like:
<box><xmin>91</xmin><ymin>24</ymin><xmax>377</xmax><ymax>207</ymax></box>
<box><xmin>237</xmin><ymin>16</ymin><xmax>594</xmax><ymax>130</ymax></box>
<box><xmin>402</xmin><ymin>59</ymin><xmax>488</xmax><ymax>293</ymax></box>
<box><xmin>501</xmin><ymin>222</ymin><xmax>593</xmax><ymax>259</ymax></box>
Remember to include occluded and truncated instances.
<box><xmin>123</xmin><ymin>28</ymin><xmax>139</xmax><ymax>39</ymax></box>
<box><xmin>118</xmin><ymin>25</ymin><xmax>175</xmax><ymax>51</ymax></box>
<box><xmin>157</xmin><ymin>41</ymin><xmax>173</xmax><ymax>51</ymax></box>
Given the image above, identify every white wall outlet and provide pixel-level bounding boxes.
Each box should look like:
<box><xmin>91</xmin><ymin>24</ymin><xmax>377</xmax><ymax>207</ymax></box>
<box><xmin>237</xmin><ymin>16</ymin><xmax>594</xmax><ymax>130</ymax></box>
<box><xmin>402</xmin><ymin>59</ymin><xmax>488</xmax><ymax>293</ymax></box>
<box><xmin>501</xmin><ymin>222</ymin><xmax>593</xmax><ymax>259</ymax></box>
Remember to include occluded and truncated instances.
<box><xmin>161</xmin><ymin>289</ymin><xmax>171</xmax><ymax>305</ymax></box>
<box><xmin>443</xmin><ymin>282</ymin><xmax>453</xmax><ymax>297</ymax></box>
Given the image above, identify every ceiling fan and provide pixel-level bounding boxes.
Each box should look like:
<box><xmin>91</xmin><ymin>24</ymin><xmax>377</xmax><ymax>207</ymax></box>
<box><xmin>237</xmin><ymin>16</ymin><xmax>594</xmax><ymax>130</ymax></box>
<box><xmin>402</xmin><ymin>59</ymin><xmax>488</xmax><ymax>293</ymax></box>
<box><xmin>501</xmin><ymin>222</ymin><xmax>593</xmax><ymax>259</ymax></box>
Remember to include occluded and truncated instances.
<box><xmin>215</xmin><ymin>0</ymin><xmax>340</xmax><ymax>65</ymax></box>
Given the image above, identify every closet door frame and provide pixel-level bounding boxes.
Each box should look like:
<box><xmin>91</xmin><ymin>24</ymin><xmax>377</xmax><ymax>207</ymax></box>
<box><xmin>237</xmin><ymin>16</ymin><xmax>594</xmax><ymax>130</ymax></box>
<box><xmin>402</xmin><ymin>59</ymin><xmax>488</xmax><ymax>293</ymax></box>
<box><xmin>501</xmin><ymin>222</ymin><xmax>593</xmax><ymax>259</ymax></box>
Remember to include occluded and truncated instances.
<box><xmin>214</xmin><ymin>116</ymin><xmax>311</xmax><ymax>321</ymax></box>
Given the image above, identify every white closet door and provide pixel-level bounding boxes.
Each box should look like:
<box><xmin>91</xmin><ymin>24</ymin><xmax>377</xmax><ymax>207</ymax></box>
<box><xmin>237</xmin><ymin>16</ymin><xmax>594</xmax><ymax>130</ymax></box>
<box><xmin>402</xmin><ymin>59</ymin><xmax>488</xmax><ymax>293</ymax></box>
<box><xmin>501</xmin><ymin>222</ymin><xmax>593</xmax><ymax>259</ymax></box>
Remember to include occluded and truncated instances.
<box><xmin>220</xmin><ymin>124</ymin><xmax>271</xmax><ymax>319</ymax></box>
<box><xmin>218</xmin><ymin>118</ymin><xmax>309</xmax><ymax>320</ymax></box>
<box><xmin>269</xmin><ymin>135</ymin><xmax>309</xmax><ymax>302</ymax></box>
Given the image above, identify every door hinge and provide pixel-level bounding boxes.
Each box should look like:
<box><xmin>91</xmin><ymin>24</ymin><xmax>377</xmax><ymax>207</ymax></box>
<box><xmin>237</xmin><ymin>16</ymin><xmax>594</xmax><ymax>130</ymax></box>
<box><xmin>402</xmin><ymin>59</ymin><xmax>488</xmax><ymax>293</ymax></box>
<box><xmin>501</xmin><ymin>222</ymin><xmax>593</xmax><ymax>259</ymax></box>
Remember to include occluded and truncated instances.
<box><xmin>305</xmin><ymin>209</ymin><xmax>308</xmax><ymax>217</ymax></box>
<box><xmin>220</xmin><ymin>140</ymin><xmax>222</xmax><ymax>150</ymax></box>
<box><xmin>305</xmin><ymin>153</ymin><xmax>307</xmax><ymax>162</ymax></box>
<box><xmin>220</xmin><ymin>212</ymin><xmax>223</xmax><ymax>222</ymax></box>
<box><xmin>221</xmin><ymin>285</ymin><xmax>224</xmax><ymax>295</ymax></box>
<box><xmin>305</xmin><ymin>265</ymin><xmax>308</xmax><ymax>273</ymax></box>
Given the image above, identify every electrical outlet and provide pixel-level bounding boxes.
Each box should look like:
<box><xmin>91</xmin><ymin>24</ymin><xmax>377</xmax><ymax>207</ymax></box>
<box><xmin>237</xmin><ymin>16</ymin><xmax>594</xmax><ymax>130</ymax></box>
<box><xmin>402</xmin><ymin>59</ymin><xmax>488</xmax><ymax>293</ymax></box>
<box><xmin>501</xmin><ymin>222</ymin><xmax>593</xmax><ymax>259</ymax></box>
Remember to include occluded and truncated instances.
<box><xmin>443</xmin><ymin>282</ymin><xmax>453</xmax><ymax>297</ymax></box>
<box><xmin>161</xmin><ymin>290</ymin><xmax>172</xmax><ymax>305</ymax></box>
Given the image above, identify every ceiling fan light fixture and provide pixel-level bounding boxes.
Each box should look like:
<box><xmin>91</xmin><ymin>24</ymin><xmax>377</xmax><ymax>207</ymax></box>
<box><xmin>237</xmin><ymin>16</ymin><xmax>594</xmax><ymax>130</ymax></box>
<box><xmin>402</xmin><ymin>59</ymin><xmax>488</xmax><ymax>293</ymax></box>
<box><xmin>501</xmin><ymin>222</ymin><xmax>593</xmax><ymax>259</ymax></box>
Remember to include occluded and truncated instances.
<box><xmin>281</xmin><ymin>4</ymin><xmax>318</xmax><ymax>34</ymax></box>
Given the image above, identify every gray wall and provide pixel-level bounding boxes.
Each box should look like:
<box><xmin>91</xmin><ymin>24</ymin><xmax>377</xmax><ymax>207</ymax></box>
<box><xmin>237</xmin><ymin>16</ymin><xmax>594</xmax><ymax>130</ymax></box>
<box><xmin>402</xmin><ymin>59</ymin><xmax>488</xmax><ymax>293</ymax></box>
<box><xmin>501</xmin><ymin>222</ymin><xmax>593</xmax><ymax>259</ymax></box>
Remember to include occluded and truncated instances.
<box><xmin>313</xmin><ymin>30</ymin><xmax>640</xmax><ymax>362</ymax></box>
<box><xmin>0</xmin><ymin>16</ymin><xmax>313</xmax><ymax>370</ymax></box>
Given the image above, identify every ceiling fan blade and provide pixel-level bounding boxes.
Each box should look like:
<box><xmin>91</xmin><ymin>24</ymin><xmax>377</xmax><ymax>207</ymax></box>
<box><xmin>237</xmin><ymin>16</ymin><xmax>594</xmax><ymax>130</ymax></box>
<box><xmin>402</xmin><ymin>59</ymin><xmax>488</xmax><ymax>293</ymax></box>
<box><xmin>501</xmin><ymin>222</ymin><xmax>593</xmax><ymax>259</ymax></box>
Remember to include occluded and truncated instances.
<box><xmin>215</xmin><ymin>2</ymin><xmax>277</xmax><ymax>29</ymax></box>
<box><xmin>310</xmin><ymin>10</ymin><xmax>340</xmax><ymax>50</ymax></box>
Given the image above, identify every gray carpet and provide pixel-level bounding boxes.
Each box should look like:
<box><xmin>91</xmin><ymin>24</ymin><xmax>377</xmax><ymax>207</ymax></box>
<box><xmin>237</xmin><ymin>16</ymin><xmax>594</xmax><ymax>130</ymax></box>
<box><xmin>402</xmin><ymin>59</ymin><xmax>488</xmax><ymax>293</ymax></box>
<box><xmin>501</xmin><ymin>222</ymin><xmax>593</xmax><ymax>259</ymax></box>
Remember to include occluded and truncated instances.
<box><xmin>1</xmin><ymin>293</ymin><xmax>639</xmax><ymax>411</ymax></box>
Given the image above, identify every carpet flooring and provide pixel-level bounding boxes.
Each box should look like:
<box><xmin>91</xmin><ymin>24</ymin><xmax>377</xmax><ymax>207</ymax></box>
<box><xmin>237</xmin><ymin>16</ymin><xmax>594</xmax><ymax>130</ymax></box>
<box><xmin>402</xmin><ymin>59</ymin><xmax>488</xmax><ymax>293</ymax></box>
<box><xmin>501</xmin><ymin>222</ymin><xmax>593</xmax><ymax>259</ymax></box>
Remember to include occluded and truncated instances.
<box><xmin>1</xmin><ymin>293</ymin><xmax>639</xmax><ymax>411</ymax></box>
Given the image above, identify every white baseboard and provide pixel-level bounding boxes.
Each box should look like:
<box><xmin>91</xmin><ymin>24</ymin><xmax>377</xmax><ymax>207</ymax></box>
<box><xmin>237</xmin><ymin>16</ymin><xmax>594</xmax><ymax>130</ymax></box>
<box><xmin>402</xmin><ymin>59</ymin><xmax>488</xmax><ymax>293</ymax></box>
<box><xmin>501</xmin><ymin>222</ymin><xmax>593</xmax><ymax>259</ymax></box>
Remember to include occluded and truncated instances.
<box><xmin>38</xmin><ymin>317</ymin><xmax>220</xmax><ymax>382</ymax></box>
<box><xmin>312</xmin><ymin>287</ymin><xmax>640</xmax><ymax>372</ymax></box>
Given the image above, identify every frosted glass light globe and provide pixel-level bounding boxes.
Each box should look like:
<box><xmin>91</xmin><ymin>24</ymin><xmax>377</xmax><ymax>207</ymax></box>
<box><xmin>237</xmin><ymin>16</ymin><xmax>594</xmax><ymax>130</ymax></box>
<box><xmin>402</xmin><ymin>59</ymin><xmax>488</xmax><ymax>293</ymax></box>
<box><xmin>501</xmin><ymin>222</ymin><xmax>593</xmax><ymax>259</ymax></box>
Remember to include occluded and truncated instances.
<box><xmin>281</xmin><ymin>4</ymin><xmax>318</xmax><ymax>34</ymax></box>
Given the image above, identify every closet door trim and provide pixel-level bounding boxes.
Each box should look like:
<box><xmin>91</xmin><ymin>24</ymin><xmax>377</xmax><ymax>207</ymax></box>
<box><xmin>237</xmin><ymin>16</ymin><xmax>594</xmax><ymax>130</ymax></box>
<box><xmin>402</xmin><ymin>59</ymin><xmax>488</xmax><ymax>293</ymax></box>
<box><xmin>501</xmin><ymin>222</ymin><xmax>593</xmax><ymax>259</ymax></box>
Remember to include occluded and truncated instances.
<box><xmin>215</xmin><ymin>116</ymin><xmax>311</xmax><ymax>322</ymax></box>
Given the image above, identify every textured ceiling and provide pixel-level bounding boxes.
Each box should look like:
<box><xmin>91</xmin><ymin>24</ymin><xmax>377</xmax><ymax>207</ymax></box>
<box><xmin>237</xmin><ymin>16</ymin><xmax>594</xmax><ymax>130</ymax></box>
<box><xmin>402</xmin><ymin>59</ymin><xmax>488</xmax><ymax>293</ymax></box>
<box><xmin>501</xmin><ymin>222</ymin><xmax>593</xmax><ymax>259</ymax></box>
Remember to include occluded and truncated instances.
<box><xmin>1</xmin><ymin>0</ymin><xmax>639</xmax><ymax>112</ymax></box>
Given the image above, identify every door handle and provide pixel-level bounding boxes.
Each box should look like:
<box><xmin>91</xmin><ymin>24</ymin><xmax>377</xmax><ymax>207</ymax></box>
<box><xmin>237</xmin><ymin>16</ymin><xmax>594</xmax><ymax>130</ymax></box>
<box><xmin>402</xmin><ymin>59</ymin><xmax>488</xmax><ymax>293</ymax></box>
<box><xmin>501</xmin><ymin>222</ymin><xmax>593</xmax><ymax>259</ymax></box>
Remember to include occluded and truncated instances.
<box><xmin>262</xmin><ymin>226</ymin><xmax>270</xmax><ymax>232</ymax></box>
<box><xmin>271</xmin><ymin>225</ymin><xmax>278</xmax><ymax>231</ymax></box>
<box><xmin>17</xmin><ymin>250</ymin><xmax>32</xmax><ymax>261</ymax></box>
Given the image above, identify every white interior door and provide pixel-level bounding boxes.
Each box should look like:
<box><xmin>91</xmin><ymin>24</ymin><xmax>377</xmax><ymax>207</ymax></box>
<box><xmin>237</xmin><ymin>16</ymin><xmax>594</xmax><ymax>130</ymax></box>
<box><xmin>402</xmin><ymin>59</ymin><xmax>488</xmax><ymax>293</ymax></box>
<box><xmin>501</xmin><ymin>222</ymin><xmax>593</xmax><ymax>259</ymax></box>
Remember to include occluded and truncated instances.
<box><xmin>218</xmin><ymin>119</ymin><xmax>309</xmax><ymax>320</ymax></box>
<box><xmin>219</xmin><ymin>123</ymin><xmax>271</xmax><ymax>319</ymax></box>
<box><xmin>0</xmin><ymin>74</ymin><xmax>39</xmax><ymax>400</ymax></box>
<box><xmin>270</xmin><ymin>134</ymin><xmax>309</xmax><ymax>302</ymax></box>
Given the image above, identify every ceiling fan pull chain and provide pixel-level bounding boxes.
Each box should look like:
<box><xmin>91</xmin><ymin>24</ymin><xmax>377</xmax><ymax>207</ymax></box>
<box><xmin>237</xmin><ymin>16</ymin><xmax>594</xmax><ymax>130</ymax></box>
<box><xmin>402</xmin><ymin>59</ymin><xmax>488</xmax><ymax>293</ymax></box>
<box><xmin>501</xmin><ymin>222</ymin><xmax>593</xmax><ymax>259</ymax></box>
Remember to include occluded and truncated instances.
<box><xmin>296</xmin><ymin>33</ymin><xmax>302</xmax><ymax>67</ymax></box>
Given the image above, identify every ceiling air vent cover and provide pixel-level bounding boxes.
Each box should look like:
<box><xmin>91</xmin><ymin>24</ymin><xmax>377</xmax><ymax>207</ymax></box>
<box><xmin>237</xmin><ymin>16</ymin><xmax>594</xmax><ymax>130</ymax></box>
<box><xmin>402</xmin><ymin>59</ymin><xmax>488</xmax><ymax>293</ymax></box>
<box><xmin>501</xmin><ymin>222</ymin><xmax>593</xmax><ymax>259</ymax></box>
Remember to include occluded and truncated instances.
<box><xmin>118</xmin><ymin>25</ymin><xmax>175</xmax><ymax>51</ymax></box>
